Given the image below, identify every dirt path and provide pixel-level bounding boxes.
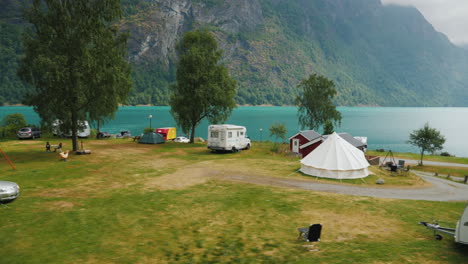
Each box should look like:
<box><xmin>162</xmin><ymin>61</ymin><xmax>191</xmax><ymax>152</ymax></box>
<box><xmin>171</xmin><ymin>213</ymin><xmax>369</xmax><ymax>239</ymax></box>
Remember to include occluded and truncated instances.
<box><xmin>216</xmin><ymin>171</ymin><xmax>468</xmax><ymax>202</ymax></box>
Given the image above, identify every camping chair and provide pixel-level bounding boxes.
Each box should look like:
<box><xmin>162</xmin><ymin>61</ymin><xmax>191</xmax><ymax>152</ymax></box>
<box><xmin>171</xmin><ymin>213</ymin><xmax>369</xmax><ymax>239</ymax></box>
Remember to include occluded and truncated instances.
<box><xmin>401</xmin><ymin>165</ymin><xmax>411</xmax><ymax>176</ymax></box>
<box><xmin>297</xmin><ymin>224</ymin><xmax>322</xmax><ymax>242</ymax></box>
<box><xmin>397</xmin><ymin>160</ymin><xmax>405</xmax><ymax>169</ymax></box>
<box><xmin>54</xmin><ymin>143</ymin><xmax>63</xmax><ymax>152</ymax></box>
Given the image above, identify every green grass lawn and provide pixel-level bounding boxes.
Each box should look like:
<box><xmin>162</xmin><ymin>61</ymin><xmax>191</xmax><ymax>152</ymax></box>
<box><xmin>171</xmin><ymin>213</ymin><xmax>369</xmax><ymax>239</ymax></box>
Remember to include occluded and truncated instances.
<box><xmin>1</xmin><ymin>139</ymin><xmax>467</xmax><ymax>263</ymax></box>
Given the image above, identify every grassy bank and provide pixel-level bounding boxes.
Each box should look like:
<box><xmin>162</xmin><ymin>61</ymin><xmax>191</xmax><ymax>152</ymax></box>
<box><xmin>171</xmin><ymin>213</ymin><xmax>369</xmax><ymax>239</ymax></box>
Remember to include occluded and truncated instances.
<box><xmin>1</xmin><ymin>139</ymin><xmax>467</xmax><ymax>263</ymax></box>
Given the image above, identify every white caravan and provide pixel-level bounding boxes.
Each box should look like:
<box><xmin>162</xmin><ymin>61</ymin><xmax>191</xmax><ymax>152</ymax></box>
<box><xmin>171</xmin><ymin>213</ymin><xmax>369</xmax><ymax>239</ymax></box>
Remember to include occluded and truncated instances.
<box><xmin>207</xmin><ymin>124</ymin><xmax>251</xmax><ymax>152</ymax></box>
<box><xmin>52</xmin><ymin>120</ymin><xmax>91</xmax><ymax>138</ymax></box>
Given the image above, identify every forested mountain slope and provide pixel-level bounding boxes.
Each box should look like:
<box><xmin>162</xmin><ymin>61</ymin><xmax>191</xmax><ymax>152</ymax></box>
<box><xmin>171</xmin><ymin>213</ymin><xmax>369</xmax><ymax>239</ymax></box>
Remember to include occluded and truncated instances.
<box><xmin>2</xmin><ymin>0</ymin><xmax>468</xmax><ymax>106</ymax></box>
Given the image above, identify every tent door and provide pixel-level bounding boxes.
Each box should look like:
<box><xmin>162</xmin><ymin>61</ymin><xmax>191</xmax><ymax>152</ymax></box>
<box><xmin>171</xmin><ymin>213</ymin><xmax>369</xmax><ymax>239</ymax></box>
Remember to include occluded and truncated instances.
<box><xmin>292</xmin><ymin>139</ymin><xmax>300</xmax><ymax>153</ymax></box>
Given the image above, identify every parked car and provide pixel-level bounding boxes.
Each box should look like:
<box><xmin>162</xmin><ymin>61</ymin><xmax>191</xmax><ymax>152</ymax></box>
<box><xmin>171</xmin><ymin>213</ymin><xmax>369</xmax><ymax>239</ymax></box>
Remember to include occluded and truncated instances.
<box><xmin>96</xmin><ymin>131</ymin><xmax>111</xmax><ymax>139</ymax></box>
<box><xmin>17</xmin><ymin>127</ymin><xmax>41</xmax><ymax>139</ymax></box>
<box><xmin>116</xmin><ymin>130</ymin><xmax>131</xmax><ymax>138</ymax></box>
<box><xmin>0</xmin><ymin>180</ymin><xmax>20</xmax><ymax>203</ymax></box>
<box><xmin>174</xmin><ymin>136</ymin><xmax>190</xmax><ymax>143</ymax></box>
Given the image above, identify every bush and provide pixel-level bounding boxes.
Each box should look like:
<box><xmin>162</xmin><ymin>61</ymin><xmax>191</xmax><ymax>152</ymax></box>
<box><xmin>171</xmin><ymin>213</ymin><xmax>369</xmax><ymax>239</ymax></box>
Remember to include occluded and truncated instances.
<box><xmin>0</xmin><ymin>127</ymin><xmax>6</xmax><ymax>139</ymax></box>
<box><xmin>376</xmin><ymin>149</ymin><xmax>385</xmax><ymax>152</ymax></box>
<box><xmin>270</xmin><ymin>144</ymin><xmax>280</xmax><ymax>153</ymax></box>
<box><xmin>143</xmin><ymin>127</ymin><xmax>154</xmax><ymax>133</ymax></box>
<box><xmin>440</xmin><ymin>152</ymin><xmax>452</xmax><ymax>157</ymax></box>
<box><xmin>1</xmin><ymin>113</ymin><xmax>27</xmax><ymax>137</ymax></box>
<box><xmin>90</xmin><ymin>129</ymin><xmax>98</xmax><ymax>137</ymax></box>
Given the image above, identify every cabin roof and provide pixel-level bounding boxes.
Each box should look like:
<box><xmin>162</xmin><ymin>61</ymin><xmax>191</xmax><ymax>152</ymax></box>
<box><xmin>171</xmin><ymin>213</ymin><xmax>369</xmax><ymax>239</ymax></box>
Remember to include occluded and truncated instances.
<box><xmin>323</xmin><ymin>132</ymin><xmax>366</xmax><ymax>148</ymax></box>
<box><xmin>289</xmin><ymin>130</ymin><xmax>322</xmax><ymax>141</ymax></box>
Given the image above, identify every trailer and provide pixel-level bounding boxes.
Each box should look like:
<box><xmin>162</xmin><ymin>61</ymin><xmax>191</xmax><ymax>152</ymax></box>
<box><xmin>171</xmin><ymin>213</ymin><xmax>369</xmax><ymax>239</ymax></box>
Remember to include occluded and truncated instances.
<box><xmin>207</xmin><ymin>124</ymin><xmax>251</xmax><ymax>152</ymax></box>
<box><xmin>155</xmin><ymin>127</ymin><xmax>176</xmax><ymax>140</ymax></box>
<box><xmin>52</xmin><ymin>120</ymin><xmax>91</xmax><ymax>138</ymax></box>
<box><xmin>419</xmin><ymin>203</ymin><xmax>468</xmax><ymax>244</ymax></box>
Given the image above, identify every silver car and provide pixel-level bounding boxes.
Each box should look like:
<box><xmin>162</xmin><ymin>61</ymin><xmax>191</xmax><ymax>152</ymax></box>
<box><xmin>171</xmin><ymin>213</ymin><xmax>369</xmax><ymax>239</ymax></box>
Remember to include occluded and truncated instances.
<box><xmin>0</xmin><ymin>181</ymin><xmax>20</xmax><ymax>203</ymax></box>
<box><xmin>17</xmin><ymin>127</ymin><xmax>41</xmax><ymax>139</ymax></box>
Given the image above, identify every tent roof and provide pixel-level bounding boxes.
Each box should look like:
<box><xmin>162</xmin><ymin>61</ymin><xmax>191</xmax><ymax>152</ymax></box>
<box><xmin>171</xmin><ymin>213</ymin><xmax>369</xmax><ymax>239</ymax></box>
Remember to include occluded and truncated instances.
<box><xmin>301</xmin><ymin>132</ymin><xmax>369</xmax><ymax>171</ymax></box>
<box><xmin>139</xmin><ymin>132</ymin><xmax>165</xmax><ymax>144</ymax></box>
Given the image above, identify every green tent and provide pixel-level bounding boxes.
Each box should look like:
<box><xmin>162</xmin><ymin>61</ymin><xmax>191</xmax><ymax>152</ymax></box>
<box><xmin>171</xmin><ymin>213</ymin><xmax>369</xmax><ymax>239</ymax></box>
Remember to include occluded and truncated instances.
<box><xmin>139</xmin><ymin>132</ymin><xmax>165</xmax><ymax>144</ymax></box>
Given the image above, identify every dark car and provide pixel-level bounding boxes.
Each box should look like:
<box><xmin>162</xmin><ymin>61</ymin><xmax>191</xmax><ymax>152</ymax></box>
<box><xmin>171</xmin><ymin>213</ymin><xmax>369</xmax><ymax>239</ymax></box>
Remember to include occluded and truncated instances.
<box><xmin>17</xmin><ymin>127</ymin><xmax>41</xmax><ymax>139</ymax></box>
<box><xmin>96</xmin><ymin>131</ymin><xmax>111</xmax><ymax>139</ymax></box>
<box><xmin>0</xmin><ymin>180</ymin><xmax>20</xmax><ymax>203</ymax></box>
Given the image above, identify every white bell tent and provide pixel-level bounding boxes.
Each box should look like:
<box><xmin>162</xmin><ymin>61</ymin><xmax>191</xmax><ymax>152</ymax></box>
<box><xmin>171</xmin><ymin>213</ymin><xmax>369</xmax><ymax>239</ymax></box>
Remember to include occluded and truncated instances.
<box><xmin>300</xmin><ymin>132</ymin><xmax>370</xmax><ymax>179</ymax></box>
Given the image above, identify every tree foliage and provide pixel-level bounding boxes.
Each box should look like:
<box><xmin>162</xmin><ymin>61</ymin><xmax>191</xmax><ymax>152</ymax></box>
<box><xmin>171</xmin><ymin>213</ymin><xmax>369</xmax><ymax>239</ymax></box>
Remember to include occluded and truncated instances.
<box><xmin>269</xmin><ymin>122</ymin><xmax>287</xmax><ymax>143</ymax></box>
<box><xmin>295</xmin><ymin>73</ymin><xmax>342</xmax><ymax>130</ymax></box>
<box><xmin>407</xmin><ymin>123</ymin><xmax>446</xmax><ymax>165</ymax></box>
<box><xmin>269</xmin><ymin>122</ymin><xmax>287</xmax><ymax>153</ymax></box>
<box><xmin>1</xmin><ymin>113</ymin><xmax>27</xmax><ymax>137</ymax></box>
<box><xmin>323</xmin><ymin>120</ymin><xmax>334</xmax><ymax>135</ymax></box>
<box><xmin>170</xmin><ymin>30</ymin><xmax>237</xmax><ymax>143</ymax></box>
<box><xmin>18</xmin><ymin>0</ymin><xmax>132</xmax><ymax>150</ymax></box>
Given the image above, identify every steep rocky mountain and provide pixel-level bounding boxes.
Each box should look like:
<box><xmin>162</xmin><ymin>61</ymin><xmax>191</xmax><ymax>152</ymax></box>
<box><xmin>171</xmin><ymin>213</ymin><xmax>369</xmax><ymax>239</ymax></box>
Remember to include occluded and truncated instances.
<box><xmin>2</xmin><ymin>0</ymin><xmax>468</xmax><ymax>106</ymax></box>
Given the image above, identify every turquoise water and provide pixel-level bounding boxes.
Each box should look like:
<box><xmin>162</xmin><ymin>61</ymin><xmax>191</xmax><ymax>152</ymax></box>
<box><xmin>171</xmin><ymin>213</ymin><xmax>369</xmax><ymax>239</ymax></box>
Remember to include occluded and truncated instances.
<box><xmin>1</xmin><ymin>106</ymin><xmax>467</xmax><ymax>157</ymax></box>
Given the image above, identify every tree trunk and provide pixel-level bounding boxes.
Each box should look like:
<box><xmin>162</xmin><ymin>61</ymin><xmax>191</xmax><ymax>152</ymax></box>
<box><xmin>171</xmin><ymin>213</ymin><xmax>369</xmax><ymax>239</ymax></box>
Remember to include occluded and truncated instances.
<box><xmin>71</xmin><ymin>113</ymin><xmax>78</xmax><ymax>151</ymax></box>
<box><xmin>420</xmin><ymin>149</ymin><xmax>424</xmax><ymax>166</ymax></box>
<box><xmin>190</xmin><ymin>124</ymin><xmax>196</xmax><ymax>144</ymax></box>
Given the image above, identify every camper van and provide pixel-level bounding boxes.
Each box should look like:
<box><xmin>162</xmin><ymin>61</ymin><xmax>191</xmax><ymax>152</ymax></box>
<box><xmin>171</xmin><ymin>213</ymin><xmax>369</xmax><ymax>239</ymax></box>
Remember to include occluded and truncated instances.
<box><xmin>207</xmin><ymin>124</ymin><xmax>251</xmax><ymax>152</ymax></box>
<box><xmin>52</xmin><ymin>120</ymin><xmax>91</xmax><ymax>138</ymax></box>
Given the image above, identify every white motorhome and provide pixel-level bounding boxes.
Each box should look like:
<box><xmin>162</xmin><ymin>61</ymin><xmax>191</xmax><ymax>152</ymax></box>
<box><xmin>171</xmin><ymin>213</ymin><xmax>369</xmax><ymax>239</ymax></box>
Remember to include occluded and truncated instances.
<box><xmin>207</xmin><ymin>124</ymin><xmax>251</xmax><ymax>152</ymax></box>
<box><xmin>52</xmin><ymin>120</ymin><xmax>91</xmax><ymax>138</ymax></box>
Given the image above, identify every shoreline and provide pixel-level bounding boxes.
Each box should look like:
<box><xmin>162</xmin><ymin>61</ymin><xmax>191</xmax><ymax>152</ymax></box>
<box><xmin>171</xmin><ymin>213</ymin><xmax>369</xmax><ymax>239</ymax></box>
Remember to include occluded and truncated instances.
<box><xmin>3</xmin><ymin>104</ymin><xmax>468</xmax><ymax>108</ymax></box>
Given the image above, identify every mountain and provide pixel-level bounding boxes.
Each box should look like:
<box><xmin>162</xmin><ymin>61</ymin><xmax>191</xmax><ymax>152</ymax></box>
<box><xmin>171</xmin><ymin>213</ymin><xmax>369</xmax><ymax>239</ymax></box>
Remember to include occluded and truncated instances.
<box><xmin>2</xmin><ymin>0</ymin><xmax>468</xmax><ymax>106</ymax></box>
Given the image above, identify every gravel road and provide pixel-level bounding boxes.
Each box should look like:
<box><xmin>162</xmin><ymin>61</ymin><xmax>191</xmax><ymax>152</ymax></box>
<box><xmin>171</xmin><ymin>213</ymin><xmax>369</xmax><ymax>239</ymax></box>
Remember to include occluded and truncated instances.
<box><xmin>395</xmin><ymin>158</ymin><xmax>468</xmax><ymax>168</ymax></box>
<box><xmin>221</xmin><ymin>171</ymin><xmax>468</xmax><ymax>202</ymax></box>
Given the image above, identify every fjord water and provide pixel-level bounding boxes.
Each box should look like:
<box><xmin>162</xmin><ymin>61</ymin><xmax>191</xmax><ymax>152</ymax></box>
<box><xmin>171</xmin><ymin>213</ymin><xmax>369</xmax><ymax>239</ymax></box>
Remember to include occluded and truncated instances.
<box><xmin>1</xmin><ymin>106</ymin><xmax>467</xmax><ymax>157</ymax></box>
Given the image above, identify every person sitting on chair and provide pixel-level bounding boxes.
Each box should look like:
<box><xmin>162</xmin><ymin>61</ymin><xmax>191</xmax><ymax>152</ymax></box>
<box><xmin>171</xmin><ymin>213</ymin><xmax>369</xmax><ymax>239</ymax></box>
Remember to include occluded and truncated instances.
<box><xmin>46</xmin><ymin>142</ymin><xmax>51</xmax><ymax>152</ymax></box>
<box><xmin>54</xmin><ymin>142</ymin><xmax>62</xmax><ymax>152</ymax></box>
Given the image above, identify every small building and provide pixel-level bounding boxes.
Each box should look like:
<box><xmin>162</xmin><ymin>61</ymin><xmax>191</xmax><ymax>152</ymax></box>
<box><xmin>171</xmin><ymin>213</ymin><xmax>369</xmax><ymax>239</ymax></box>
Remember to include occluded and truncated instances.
<box><xmin>289</xmin><ymin>130</ymin><xmax>324</xmax><ymax>158</ymax></box>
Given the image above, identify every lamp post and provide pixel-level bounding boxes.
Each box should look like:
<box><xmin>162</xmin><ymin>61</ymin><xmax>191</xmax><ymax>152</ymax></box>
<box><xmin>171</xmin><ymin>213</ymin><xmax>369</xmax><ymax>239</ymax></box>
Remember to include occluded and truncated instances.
<box><xmin>148</xmin><ymin>114</ymin><xmax>153</xmax><ymax>130</ymax></box>
<box><xmin>259</xmin><ymin>128</ymin><xmax>263</xmax><ymax>142</ymax></box>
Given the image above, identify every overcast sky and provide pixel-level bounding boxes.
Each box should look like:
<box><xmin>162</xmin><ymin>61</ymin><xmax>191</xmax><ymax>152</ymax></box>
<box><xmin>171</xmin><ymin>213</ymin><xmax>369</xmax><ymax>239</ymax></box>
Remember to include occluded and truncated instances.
<box><xmin>381</xmin><ymin>0</ymin><xmax>468</xmax><ymax>46</ymax></box>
